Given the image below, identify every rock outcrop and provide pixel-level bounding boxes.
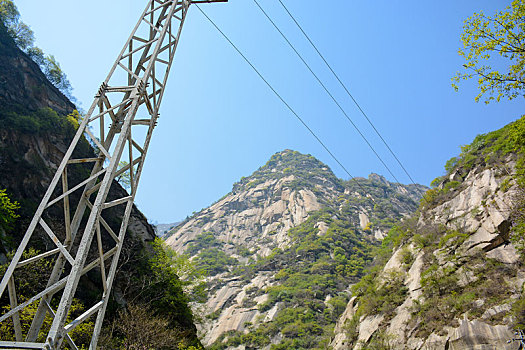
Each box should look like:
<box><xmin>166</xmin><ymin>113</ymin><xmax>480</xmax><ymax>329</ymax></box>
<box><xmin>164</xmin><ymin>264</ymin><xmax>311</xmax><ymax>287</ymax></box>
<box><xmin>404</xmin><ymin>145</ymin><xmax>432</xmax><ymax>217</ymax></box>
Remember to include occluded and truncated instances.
<box><xmin>165</xmin><ymin>150</ymin><xmax>426</xmax><ymax>348</ymax></box>
<box><xmin>331</xmin><ymin>117</ymin><xmax>525</xmax><ymax>350</ymax></box>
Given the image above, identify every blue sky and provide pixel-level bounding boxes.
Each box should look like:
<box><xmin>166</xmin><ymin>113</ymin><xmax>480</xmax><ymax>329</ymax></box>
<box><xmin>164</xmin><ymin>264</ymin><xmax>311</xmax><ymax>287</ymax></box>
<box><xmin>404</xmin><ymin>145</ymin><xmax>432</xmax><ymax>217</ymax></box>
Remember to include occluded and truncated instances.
<box><xmin>14</xmin><ymin>0</ymin><xmax>524</xmax><ymax>223</ymax></box>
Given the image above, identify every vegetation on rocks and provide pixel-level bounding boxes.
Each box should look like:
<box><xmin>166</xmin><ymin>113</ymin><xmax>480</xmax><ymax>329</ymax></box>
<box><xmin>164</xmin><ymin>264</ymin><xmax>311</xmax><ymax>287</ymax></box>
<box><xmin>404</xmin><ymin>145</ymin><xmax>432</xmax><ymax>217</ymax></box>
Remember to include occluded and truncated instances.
<box><xmin>342</xmin><ymin>114</ymin><xmax>525</xmax><ymax>348</ymax></box>
<box><xmin>0</xmin><ymin>0</ymin><xmax>74</xmax><ymax>99</ymax></box>
<box><xmin>0</xmin><ymin>7</ymin><xmax>203</xmax><ymax>347</ymax></box>
<box><xmin>344</xmin><ymin>219</ymin><xmax>418</xmax><ymax>346</ymax></box>
<box><xmin>424</xmin><ymin>115</ymin><xmax>525</xmax><ymax>209</ymax></box>
<box><xmin>0</xmin><ymin>108</ymin><xmax>80</xmax><ymax>137</ymax></box>
<box><xmin>431</xmin><ymin>115</ymin><xmax>525</xmax><ymax>255</ymax></box>
<box><xmin>353</xmin><ymin>269</ymin><xmax>408</xmax><ymax>321</ymax></box>
<box><xmin>417</xmin><ymin>115</ymin><xmax>525</xmax><ymax>338</ymax></box>
<box><xmin>208</xmin><ymin>206</ymin><xmax>408</xmax><ymax>349</ymax></box>
<box><xmin>415</xmin><ymin>257</ymin><xmax>516</xmax><ymax>336</ymax></box>
<box><xmin>0</xmin><ymin>189</ymin><xmax>19</xmax><ymax>245</ymax></box>
<box><xmin>445</xmin><ymin>116</ymin><xmax>524</xmax><ymax>175</ymax></box>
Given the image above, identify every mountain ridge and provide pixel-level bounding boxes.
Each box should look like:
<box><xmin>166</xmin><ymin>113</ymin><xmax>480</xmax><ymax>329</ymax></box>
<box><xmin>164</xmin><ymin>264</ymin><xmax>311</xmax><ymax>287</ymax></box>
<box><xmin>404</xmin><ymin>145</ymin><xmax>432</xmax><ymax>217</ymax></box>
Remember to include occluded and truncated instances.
<box><xmin>164</xmin><ymin>149</ymin><xmax>427</xmax><ymax>348</ymax></box>
<box><xmin>167</xmin><ymin>149</ymin><xmax>426</xmax><ymax>242</ymax></box>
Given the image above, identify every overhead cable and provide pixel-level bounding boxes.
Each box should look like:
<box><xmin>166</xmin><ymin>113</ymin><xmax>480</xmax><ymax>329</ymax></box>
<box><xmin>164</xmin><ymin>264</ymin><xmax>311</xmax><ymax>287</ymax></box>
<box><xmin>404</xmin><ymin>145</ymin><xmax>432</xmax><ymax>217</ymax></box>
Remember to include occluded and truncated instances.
<box><xmin>253</xmin><ymin>0</ymin><xmax>401</xmax><ymax>185</ymax></box>
<box><xmin>195</xmin><ymin>5</ymin><xmax>373</xmax><ymax>197</ymax></box>
<box><xmin>276</xmin><ymin>0</ymin><xmax>420</xmax><ymax>188</ymax></box>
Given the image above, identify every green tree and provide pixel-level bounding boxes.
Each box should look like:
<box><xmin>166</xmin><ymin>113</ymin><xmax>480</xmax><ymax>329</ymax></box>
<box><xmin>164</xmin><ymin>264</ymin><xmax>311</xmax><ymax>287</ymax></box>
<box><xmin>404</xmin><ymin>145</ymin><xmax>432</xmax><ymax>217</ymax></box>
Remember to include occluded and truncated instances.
<box><xmin>0</xmin><ymin>189</ymin><xmax>18</xmax><ymax>229</ymax></box>
<box><xmin>0</xmin><ymin>189</ymin><xmax>19</xmax><ymax>246</ymax></box>
<box><xmin>0</xmin><ymin>0</ymin><xmax>34</xmax><ymax>50</ymax></box>
<box><xmin>116</xmin><ymin>161</ymin><xmax>133</xmax><ymax>190</ymax></box>
<box><xmin>42</xmin><ymin>55</ymin><xmax>73</xmax><ymax>98</ymax></box>
<box><xmin>452</xmin><ymin>0</ymin><xmax>525</xmax><ymax>103</ymax></box>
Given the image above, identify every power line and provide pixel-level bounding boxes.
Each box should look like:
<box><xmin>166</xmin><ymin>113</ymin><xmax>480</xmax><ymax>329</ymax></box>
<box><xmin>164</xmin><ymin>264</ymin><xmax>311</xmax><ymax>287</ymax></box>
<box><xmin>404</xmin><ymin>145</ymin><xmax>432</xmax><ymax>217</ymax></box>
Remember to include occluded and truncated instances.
<box><xmin>252</xmin><ymin>0</ymin><xmax>402</xmax><ymax>185</ymax></box>
<box><xmin>276</xmin><ymin>0</ymin><xmax>420</xmax><ymax>188</ymax></box>
<box><xmin>195</xmin><ymin>5</ymin><xmax>373</xmax><ymax>198</ymax></box>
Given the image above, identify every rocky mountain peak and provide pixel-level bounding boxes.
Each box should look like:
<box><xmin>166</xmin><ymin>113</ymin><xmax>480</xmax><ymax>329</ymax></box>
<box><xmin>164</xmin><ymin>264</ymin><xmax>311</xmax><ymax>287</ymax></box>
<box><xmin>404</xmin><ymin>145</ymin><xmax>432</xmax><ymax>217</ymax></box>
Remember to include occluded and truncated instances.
<box><xmin>164</xmin><ymin>150</ymin><xmax>426</xmax><ymax>348</ymax></box>
<box><xmin>368</xmin><ymin>172</ymin><xmax>390</xmax><ymax>185</ymax></box>
<box><xmin>232</xmin><ymin>150</ymin><xmax>342</xmax><ymax>195</ymax></box>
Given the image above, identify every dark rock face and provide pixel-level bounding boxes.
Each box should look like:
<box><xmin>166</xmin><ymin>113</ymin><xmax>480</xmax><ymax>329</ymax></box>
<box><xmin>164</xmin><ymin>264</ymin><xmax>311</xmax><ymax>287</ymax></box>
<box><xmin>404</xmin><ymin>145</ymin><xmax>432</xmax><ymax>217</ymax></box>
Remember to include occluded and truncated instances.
<box><xmin>0</xmin><ymin>20</ymin><xmax>155</xmax><ymax>247</ymax></box>
<box><xmin>0</xmin><ymin>22</ymin><xmax>75</xmax><ymax>116</ymax></box>
<box><xmin>0</xmin><ymin>20</ymin><xmax>200</xmax><ymax>346</ymax></box>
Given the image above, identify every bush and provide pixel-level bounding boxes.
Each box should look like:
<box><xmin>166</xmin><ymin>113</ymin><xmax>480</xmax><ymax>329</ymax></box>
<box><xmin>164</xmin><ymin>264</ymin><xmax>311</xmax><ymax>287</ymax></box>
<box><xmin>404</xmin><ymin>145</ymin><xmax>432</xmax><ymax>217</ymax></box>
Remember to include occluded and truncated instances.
<box><xmin>186</xmin><ymin>232</ymin><xmax>222</xmax><ymax>256</ymax></box>
<box><xmin>100</xmin><ymin>304</ymin><xmax>202</xmax><ymax>350</ymax></box>
<box><xmin>327</xmin><ymin>295</ymin><xmax>349</xmax><ymax>319</ymax></box>
<box><xmin>0</xmin><ymin>188</ymin><xmax>19</xmax><ymax>233</ymax></box>
<box><xmin>112</xmin><ymin>237</ymin><xmax>201</xmax><ymax>344</ymax></box>
<box><xmin>360</xmin><ymin>330</ymin><xmax>396</xmax><ymax>350</ymax></box>
<box><xmin>399</xmin><ymin>247</ymin><xmax>414</xmax><ymax>267</ymax></box>
<box><xmin>196</xmin><ymin>248</ymin><xmax>237</xmax><ymax>275</ymax></box>
<box><xmin>0</xmin><ymin>108</ymin><xmax>79</xmax><ymax>136</ymax></box>
<box><xmin>352</xmin><ymin>270</ymin><xmax>407</xmax><ymax>320</ymax></box>
<box><xmin>511</xmin><ymin>296</ymin><xmax>525</xmax><ymax>330</ymax></box>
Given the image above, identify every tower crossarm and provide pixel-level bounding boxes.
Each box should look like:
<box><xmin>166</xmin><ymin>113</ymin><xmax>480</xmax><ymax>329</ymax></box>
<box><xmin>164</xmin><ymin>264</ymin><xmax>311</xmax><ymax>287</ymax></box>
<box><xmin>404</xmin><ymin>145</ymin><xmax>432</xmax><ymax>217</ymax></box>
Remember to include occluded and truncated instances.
<box><xmin>0</xmin><ymin>1</ymin><xmax>226</xmax><ymax>349</ymax></box>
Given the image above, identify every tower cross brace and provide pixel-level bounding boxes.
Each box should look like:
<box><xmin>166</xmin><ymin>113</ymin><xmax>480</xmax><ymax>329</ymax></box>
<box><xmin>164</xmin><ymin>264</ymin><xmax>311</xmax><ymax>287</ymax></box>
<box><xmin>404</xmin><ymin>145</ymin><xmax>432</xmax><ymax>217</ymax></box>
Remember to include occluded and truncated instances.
<box><xmin>0</xmin><ymin>0</ymin><xmax>226</xmax><ymax>349</ymax></box>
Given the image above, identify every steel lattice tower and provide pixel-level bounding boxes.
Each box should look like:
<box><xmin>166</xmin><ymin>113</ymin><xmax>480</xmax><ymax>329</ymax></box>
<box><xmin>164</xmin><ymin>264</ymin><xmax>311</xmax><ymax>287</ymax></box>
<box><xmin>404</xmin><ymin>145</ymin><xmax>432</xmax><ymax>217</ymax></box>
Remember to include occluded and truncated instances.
<box><xmin>0</xmin><ymin>1</ymin><xmax>226</xmax><ymax>348</ymax></box>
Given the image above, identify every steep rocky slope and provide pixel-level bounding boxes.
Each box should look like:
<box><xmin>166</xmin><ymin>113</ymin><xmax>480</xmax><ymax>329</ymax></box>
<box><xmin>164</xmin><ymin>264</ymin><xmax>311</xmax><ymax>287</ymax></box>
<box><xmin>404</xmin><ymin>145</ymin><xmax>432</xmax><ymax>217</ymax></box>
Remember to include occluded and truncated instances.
<box><xmin>0</xmin><ymin>21</ymin><xmax>74</xmax><ymax>116</ymax></box>
<box><xmin>331</xmin><ymin>116</ymin><xmax>525</xmax><ymax>349</ymax></box>
<box><xmin>165</xmin><ymin>150</ymin><xmax>426</xmax><ymax>349</ymax></box>
<box><xmin>0</xmin><ymin>20</ymin><xmax>201</xmax><ymax>348</ymax></box>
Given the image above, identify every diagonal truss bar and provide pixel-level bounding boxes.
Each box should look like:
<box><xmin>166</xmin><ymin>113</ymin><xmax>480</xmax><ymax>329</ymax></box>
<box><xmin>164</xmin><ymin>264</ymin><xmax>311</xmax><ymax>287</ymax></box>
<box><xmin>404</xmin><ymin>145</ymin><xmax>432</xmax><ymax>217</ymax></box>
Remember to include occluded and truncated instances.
<box><xmin>64</xmin><ymin>300</ymin><xmax>104</xmax><ymax>334</ymax></box>
<box><xmin>46</xmin><ymin>169</ymin><xmax>106</xmax><ymax>209</ymax></box>
<box><xmin>0</xmin><ymin>247</ymin><xmax>118</xmax><ymax>325</ymax></box>
<box><xmin>17</xmin><ymin>248</ymin><xmax>60</xmax><ymax>268</ymax></box>
<box><xmin>38</xmin><ymin>219</ymin><xmax>75</xmax><ymax>266</ymax></box>
<box><xmin>0</xmin><ymin>1</ymin><xmax>228</xmax><ymax>348</ymax></box>
<box><xmin>42</xmin><ymin>301</ymin><xmax>78</xmax><ymax>350</ymax></box>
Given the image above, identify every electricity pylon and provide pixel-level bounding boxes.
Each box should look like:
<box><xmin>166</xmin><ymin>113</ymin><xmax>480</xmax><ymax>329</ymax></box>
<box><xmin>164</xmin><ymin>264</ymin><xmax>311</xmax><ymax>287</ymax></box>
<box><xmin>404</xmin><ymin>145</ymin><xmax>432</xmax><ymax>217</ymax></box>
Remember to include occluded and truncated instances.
<box><xmin>0</xmin><ymin>1</ymin><xmax>226</xmax><ymax>348</ymax></box>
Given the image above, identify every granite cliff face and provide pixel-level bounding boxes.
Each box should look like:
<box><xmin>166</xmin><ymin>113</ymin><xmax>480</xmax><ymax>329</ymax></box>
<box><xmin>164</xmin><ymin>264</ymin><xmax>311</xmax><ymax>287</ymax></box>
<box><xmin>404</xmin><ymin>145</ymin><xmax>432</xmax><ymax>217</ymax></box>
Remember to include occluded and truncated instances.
<box><xmin>165</xmin><ymin>150</ymin><xmax>426</xmax><ymax>348</ymax></box>
<box><xmin>331</xmin><ymin>117</ymin><xmax>525</xmax><ymax>350</ymax></box>
<box><xmin>168</xmin><ymin>153</ymin><xmax>337</xmax><ymax>257</ymax></box>
<box><xmin>167</xmin><ymin>151</ymin><xmax>424</xmax><ymax>257</ymax></box>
